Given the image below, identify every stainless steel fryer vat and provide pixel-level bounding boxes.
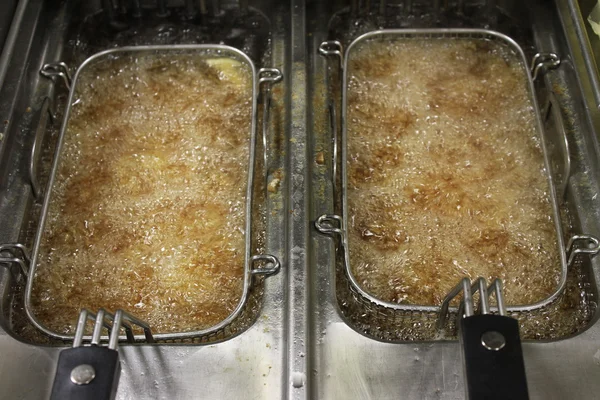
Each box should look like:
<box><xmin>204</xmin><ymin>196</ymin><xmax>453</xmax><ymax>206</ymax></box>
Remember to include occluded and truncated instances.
<box><xmin>316</xmin><ymin>28</ymin><xmax>600</xmax><ymax>326</ymax></box>
<box><xmin>20</xmin><ymin>44</ymin><xmax>283</xmax><ymax>342</ymax></box>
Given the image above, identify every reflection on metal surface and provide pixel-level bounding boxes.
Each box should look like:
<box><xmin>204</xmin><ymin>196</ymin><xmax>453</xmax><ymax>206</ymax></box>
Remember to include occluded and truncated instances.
<box><xmin>481</xmin><ymin>331</ymin><xmax>506</xmax><ymax>351</ymax></box>
<box><xmin>70</xmin><ymin>364</ymin><xmax>96</xmax><ymax>385</ymax></box>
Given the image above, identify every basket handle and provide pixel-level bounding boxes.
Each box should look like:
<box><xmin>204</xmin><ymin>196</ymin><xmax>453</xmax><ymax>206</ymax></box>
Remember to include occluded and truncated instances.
<box><xmin>251</xmin><ymin>254</ymin><xmax>281</xmax><ymax>277</ymax></box>
<box><xmin>318</xmin><ymin>41</ymin><xmax>344</xmax><ymax>68</ymax></box>
<box><xmin>257</xmin><ymin>68</ymin><xmax>283</xmax><ymax>197</ymax></box>
<box><xmin>0</xmin><ymin>243</ymin><xmax>31</xmax><ymax>278</ymax></box>
<box><xmin>543</xmin><ymin>91</ymin><xmax>571</xmax><ymax>200</ymax></box>
<box><xmin>28</xmin><ymin>97</ymin><xmax>54</xmax><ymax>201</ymax></box>
<box><xmin>40</xmin><ymin>62</ymin><xmax>72</xmax><ymax>91</ymax></box>
<box><xmin>50</xmin><ymin>309</ymin><xmax>153</xmax><ymax>400</ymax></box>
<box><xmin>460</xmin><ymin>313</ymin><xmax>529</xmax><ymax>400</ymax></box>
<box><xmin>319</xmin><ymin>41</ymin><xmax>344</xmax><ymax>202</ymax></box>
<box><xmin>567</xmin><ymin>234</ymin><xmax>600</xmax><ymax>267</ymax></box>
<box><xmin>328</xmin><ymin>100</ymin><xmax>340</xmax><ymax>201</ymax></box>
<box><xmin>530</xmin><ymin>52</ymin><xmax>560</xmax><ymax>82</ymax></box>
<box><xmin>314</xmin><ymin>214</ymin><xmax>343</xmax><ymax>236</ymax></box>
<box><xmin>34</xmin><ymin>62</ymin><xmax>73</xmax><ymax>201</ymax></box>
<box><xmin>439</xmin><ymin>278</ymin><xmax>529</xmax><ymax>400</ymax></box>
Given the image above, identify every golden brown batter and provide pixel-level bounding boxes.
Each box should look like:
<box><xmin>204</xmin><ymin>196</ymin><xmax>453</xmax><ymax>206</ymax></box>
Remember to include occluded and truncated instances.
<box><xmin>32</xmin><ymin>51</ymin><xmax>253</xmax><ymax>334</ymax></box>
<box><xmin>347</xmin><ymin>38</ymin><xmax>561</xmax><ymax>306</ymax></box>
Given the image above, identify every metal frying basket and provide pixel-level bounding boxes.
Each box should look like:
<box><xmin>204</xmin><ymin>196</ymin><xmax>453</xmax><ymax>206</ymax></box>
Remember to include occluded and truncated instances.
<box><xmin>316</xmin><ymin>29</ymin><xmax>600</xmax><ymax>337</ymax></box>
<box><xmin>13</xmin><ymin>44</ymin><xmax>282</xmax><ymax>343</ymax></box>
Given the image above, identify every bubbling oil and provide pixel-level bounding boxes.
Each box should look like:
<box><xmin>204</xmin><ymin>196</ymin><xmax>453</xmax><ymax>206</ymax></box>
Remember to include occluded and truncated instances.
<box><xmin>347</xmin><ymin>38</ymin><xmax>562</xmax><ymax>307</ymax></box>
<box><xmin>31</xmin><ymin>51</ymin><xmax>253</xmax><ymax>334</ymax></box>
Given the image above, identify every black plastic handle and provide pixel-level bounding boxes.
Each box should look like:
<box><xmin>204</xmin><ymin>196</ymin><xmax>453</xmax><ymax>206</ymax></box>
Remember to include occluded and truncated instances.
<box><xmin>459</xmin><ymin>314</ymin><xmax>529</xmax><ymax>400</ymax></box>
<box><xmin>50</xmin><ymin>346</ymin><xmax>120</xmax><ymax>400</ymax></box>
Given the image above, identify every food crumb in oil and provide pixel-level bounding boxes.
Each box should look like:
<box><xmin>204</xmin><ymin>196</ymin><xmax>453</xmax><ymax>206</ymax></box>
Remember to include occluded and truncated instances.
<box><xmin>268</xmin><ymin>178</ymin><xmax>280</xmax><ymax>193</ymax></box>
<box><xmin>316</xmin><ymin>151</ymin><xmax>325</xmax><ymax>165</ymax></box>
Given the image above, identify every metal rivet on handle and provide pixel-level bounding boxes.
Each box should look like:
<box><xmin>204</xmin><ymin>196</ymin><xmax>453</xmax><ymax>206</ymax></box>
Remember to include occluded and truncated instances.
<box><xmin>70</xmin><ymin>364</ymin><xmax>96</xmax><ymax>385</ymax></box>
<box><xmin>481</xmin><ymin>331</ymin><xmax>506</xmax><ymax>351</ymax></box>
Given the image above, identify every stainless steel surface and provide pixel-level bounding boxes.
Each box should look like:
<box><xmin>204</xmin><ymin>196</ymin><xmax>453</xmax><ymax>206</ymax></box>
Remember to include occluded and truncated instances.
<box><xmin>0</xmin><ymin>0</ymin><xmax>290</xmax><ymax>398</ymax></box>
<box><xmin>287</xmin><ymin>1</ymin><xmax>309</xmax><ymax>398</ymax></box>
<box><xmin>567</xmin><ymin>0</ymin><xmax>600</xmax><ymax>111</ymax></box>
<box><xmin>1</xmin><ymin>0</ymin><xmax>600</xmax><ymax>399</ymax></box>
<box><xmin>0</xmin><ymin>0</ymin><xmax>17</xmax><ymax>53</ymax></box>
<box><xmin>310</xmin><ymin>1</ymin><xmax>600</xmax><ymax>399</ymax></box>
<box><xmin>0</xmin><ymin>0</ymin><xmax>26</xmax><ymax>117</ymax></box>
